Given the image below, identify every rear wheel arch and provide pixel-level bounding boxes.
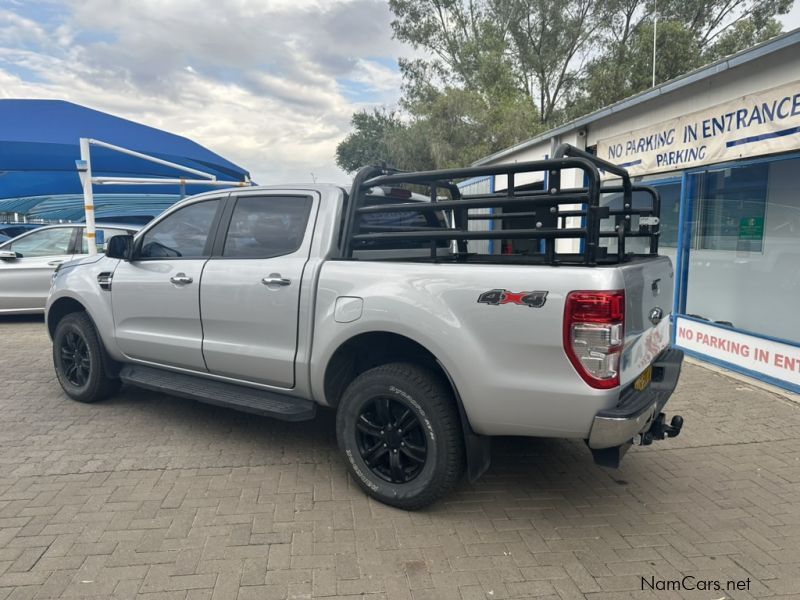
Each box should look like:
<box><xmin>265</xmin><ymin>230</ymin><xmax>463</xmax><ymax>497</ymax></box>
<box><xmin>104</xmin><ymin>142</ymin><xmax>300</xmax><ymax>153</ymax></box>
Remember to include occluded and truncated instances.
<box><xmin>324</xmin><ymin>332</ymin><xmax>446</xmax><ymax>408</ymax></box>
<box><xmin>323</xmin><ymin>331</ymin><xmax>490</xmax><ymax>482</ymax></box>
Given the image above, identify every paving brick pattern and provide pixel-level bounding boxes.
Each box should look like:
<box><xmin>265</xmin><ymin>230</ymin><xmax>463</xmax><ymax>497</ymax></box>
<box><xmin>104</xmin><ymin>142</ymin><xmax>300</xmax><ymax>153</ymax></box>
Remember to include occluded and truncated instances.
<box><xmin>1</xmin><ymin>316</ymin><xmax>799</xmax><ymax>599</ymax></box>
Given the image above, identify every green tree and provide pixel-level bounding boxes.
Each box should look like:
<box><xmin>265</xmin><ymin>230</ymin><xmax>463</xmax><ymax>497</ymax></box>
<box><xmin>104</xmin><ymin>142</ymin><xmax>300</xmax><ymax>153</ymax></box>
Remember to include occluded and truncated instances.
<box><xmin>335</xmin><ymin>109</ymin><xmax>405</xmax><ymax>173</ymax></box>
<box><xmin>705</xmin><ymin>17</ymin><xmax>784</xmax><ymax>61</ymax></box>
<box><xmin>335</xmin><ymin>88</ymin><xmax>542</xmax><ymax>173</ymax></box>
<box><xmin>576</xmin><ymin>20</ymin><xmax>704</xmax><ymax>113</ymax></box>
<box><xmin>336</xmin><ymin>0</ymin><xmax>793</xmax><ymax>173</ymax></box>
<box><xmin>572</xmin><ymin>0</ymin><xmax>792</xmax><ymax>116</ymax></box>
<box><xmin>495</xmin><ymin>0</ymin><xmax>611</xmax><ymax>123</ymax></box>
<box><xmin>390</xmin><ymin>0</ymin><xmax>610</xmax><ymax>124</ymax></box>
<box><xmin>405</xmin><ymin>87</ymin><xmax>542</xmax><ymax>168</ymax></box>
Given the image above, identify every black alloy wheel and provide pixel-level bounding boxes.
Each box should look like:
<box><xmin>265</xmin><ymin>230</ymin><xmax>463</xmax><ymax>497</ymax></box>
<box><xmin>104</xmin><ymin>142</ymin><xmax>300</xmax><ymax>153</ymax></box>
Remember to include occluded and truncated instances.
<box><xmin>59</xmin><ymin>330</ymin><xmax>91</xmax><ymax>387</ymax></box>
<box><xmin>53</xmin><ymin>311</ymin><xmax>120</xmax><ymax>403</ymax></box>
<box><xmin>356</xmin><ymin>396</ymin><xmax>428</xmax><ymax>484</ymax></box>
<box><xmin>336</xmin><ymin>362</ymin><xmax>465</xmax><ymax>509</ymax></box>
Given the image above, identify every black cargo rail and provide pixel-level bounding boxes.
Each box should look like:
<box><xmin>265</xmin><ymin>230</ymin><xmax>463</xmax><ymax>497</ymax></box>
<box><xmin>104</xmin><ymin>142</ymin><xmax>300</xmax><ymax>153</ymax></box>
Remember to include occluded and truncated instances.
<box><xmin>341</xmin><ymin>143</ymin><xmax>661</xmax><ymax>265</ymax></box>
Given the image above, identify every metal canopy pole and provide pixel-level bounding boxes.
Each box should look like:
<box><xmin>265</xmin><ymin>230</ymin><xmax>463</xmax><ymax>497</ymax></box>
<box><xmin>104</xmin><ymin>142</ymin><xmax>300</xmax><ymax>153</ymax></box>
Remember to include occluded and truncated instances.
<box><xmin>75</xmin><ymin>138</ymin><xmax>251</xmax><ymax>254</ymax></box>
<box><xmin>87</xmin><ymin>138</ymin><xmax>218</xmax><ymax>181</ymax></box>
<box><xmin>91</xmin><ymin>177</ymin><xmax>248</xmax><ymax>186</ymax></box>
<box><xmin>77</xmin><ymin>138</ymin><xmax>97</xmax><ymax>255</ymax></box>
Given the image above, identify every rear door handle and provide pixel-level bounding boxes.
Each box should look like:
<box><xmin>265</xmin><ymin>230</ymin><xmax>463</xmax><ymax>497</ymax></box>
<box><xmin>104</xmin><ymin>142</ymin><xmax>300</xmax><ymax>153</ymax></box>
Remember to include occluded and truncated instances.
<box><xmin>170</xmin><ymin>273</ymin><xmax>193</xmax><ymax>285</ymax></box>
<box><xmin>262</xmin><ymin>275</ymin><xmax>291</xmax><ymax>286</ymax></box>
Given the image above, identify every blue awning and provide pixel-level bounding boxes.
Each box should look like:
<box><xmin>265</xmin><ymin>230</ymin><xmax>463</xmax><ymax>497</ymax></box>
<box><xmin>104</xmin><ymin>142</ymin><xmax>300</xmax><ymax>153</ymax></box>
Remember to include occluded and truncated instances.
<box><xmin>4</xmin><ymin>194</ymin><xmax>182</xmax><ymax>222</ymax></box>
<box><xmin>0</xmin><ymin>99</ymin><xmax>251</xmax><ymax>217</ymax></box>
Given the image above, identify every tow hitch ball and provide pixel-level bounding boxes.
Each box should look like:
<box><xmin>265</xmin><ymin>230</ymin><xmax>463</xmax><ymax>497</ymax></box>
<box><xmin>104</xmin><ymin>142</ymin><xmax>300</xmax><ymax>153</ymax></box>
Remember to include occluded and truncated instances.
<box><xmin>634</xmin><ymin>413</ymin><xmax>684</xmax><ymax>446</ymax></box>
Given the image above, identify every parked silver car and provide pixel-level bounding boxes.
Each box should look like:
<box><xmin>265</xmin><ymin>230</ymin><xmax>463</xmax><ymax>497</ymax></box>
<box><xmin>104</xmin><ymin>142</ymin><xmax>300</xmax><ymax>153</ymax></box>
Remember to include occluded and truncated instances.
<box><xmin>0</xmin><ymin>224</ymin><xmax>138</xmax><ymax>314</ymax></box>
<box><xmin>46</xmin><ymin>145</ymin><xmax>684</xmax><ymax>509</ymax></box>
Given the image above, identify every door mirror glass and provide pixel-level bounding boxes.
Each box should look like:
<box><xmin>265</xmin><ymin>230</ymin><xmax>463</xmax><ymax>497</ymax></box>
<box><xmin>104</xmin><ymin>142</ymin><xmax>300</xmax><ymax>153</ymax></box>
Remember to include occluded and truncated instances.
<box><xmin>105</xmin><ymin>234</ymin><xmax>133</xmax><ymax>260</ymax></box>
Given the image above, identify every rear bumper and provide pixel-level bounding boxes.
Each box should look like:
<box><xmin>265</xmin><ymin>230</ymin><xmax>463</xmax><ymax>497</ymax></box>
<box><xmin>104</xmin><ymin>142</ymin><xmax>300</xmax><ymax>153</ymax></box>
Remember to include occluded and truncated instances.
<box><xmin>588</xmin><ymin>348</ymin><xmax>683</xmax><ymax>450</ymax></box>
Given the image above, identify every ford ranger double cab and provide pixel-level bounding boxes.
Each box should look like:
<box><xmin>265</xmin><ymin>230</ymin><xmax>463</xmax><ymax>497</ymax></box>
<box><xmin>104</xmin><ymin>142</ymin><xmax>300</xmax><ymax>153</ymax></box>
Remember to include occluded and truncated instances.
<box><xmin>46</xmin><ymin>145</ymin><xmax>683</xmax><ymax>509</ymax></box>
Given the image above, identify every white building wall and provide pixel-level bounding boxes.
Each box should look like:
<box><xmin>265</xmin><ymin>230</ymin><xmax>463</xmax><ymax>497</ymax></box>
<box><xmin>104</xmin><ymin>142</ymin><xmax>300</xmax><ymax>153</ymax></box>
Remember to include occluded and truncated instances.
<box><xmin>458</xmin><ymin>176</ymin><xmax>493</xmax><ymax>254</ymax></box>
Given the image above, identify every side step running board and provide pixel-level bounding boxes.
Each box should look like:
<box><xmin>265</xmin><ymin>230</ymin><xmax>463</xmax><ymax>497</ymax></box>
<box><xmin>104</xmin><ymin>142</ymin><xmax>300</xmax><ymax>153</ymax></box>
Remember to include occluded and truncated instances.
<box><xmin>119</xmin><ymin>365</ymin><xmax>316</xmax><ymax>421</ymax></box>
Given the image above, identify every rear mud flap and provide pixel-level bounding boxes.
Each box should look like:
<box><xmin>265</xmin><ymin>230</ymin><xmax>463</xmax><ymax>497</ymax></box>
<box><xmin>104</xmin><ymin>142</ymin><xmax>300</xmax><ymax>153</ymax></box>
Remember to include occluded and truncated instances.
<box><xmin>590</xmin><ymin>442</ymin><xmax>633</xmax><ymax>468</ymax></box>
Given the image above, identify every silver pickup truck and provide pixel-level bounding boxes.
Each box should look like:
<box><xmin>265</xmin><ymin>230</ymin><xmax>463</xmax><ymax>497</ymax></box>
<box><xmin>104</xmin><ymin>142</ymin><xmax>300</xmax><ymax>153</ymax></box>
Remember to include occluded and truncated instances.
<box><xmin>46</xmin><ymin>145</ymin><xmax>683</xmax><ymax>509</ymax></box>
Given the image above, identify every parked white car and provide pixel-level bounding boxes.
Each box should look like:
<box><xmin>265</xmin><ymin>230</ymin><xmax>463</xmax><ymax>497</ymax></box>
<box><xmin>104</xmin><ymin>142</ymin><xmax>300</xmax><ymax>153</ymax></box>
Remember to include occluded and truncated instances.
<box><xmin>0</xmin><ymin>224</ymin><xmax>138</xmax><ymax>314</ymax></box>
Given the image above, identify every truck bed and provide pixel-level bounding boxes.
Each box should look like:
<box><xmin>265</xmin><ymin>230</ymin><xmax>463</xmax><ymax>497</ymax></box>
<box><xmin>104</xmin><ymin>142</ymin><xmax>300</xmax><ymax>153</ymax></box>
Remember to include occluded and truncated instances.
<box><xmin>311</xmin><ymin>255</ymin><xmax>674</xmax><ymax>439</ymax></box>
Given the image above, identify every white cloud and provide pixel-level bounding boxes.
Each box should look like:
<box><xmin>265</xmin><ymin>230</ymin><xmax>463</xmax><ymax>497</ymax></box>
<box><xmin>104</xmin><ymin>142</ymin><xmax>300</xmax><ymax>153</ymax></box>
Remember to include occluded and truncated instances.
<box><xmin>349</xmin><ymin>58</ymin><xmax>404</xmax><ymax>97</ymax></box>
<box><xmin>0</xmin><ymin>0</ymin><xmax>414</xmax><ymax>185</ymax></box>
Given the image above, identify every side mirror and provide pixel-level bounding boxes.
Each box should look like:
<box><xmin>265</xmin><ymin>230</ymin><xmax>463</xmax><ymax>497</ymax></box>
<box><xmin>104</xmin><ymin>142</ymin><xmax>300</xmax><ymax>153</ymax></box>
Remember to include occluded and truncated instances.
<box><xmin>0</xmin><ymin>249</ymin><xmax>21</xmax><ymax>260</ymax></box>
<box><xmin>105</xmin><ymin>234</ymin><xmax>133</xmax><ymax>260</ymax></box>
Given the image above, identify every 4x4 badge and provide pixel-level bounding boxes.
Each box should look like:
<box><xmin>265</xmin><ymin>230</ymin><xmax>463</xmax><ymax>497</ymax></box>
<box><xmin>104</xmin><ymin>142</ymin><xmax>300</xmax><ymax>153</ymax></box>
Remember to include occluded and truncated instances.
<box><xmin>478</xmin><ymin>289</ymin><xmax>548</xmax><ymax>308</ymax></box>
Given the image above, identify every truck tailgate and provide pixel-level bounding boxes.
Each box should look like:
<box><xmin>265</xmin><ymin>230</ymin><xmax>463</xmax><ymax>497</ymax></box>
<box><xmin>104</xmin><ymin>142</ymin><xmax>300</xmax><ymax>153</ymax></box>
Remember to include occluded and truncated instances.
<box><xmin>618</xmin><ymin>256</ymin><xmax>674</xmax><ymax>388</ymax></box>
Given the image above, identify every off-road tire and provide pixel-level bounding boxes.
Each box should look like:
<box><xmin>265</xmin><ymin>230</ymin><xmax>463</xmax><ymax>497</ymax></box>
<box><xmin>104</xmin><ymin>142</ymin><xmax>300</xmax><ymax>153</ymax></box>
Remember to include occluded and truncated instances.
<box><xmin>53</xmin><ymin>312</ymin><xmax>120</xmax><ymax>403</ymax></box>
<box><xmin>336</xmin><ymin>362</ymin><xmax>464</xmax><ymax>509</ymax></box>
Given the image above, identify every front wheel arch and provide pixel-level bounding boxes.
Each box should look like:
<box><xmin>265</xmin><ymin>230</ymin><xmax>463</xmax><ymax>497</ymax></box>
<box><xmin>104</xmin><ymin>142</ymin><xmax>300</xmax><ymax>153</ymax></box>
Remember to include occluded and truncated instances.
<box><xmin>53</xmin><ymin>311</ymin><xmax>120</xmax><ymax>403</ymax></box>
<box><xmin>48</xmin><ymin>298</ymin><xmax>120</xmax><ymax>377</ymax></box>
<box><xmin>47</xmin><ymin>297</ymin><xmax>88</xmax><ymax>339</ymax></box>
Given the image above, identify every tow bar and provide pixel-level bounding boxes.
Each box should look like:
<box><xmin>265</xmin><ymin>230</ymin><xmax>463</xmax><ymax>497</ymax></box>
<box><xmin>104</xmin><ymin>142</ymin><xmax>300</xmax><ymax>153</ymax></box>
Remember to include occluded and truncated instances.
<box><xmin>634</xmin><ymin>413</ymin><xmax>684</xmax><ymax>446</ymax></box>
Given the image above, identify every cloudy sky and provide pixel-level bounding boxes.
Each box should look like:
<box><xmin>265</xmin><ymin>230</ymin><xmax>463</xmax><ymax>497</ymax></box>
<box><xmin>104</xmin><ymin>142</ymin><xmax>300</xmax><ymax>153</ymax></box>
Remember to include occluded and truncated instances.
<box><xmin>1</xmin><ymin>1</ymin><xmax>799</xmax><ymax>186</ymax></box>
<box><xmin>0</xmin><ymin>0</ymin><xmax>410</xmax><ymax>185</ymax></box>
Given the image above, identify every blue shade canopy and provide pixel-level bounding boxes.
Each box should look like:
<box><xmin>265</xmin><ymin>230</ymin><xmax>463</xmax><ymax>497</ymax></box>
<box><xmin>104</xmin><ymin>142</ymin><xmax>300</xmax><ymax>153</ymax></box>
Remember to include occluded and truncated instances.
<box><xmin>0</xmin><ymin>99</ymin><xmax>251</xmax><ymax>217</ymax></box>
<box><xmin>0</xmin><ymin>194</ymin><xmax>182</xmax><ymax>222</ymax></box>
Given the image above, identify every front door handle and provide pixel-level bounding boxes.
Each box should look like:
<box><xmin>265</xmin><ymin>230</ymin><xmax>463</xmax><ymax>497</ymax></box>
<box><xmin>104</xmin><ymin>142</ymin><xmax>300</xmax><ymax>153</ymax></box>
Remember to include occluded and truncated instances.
<box><xmin>170</xmin><ymin>273</ymin><xmax>193</xmax><ymax>285</ymax></box>
<box><xmin>262</xmin><ymin>275</ymin><xmax>291</xmax><ymax>286</ymax></box>
<box><xmin>48</xmin><ymin>260</ymin><xmax>65</xmax><ymax>266</ymax></box>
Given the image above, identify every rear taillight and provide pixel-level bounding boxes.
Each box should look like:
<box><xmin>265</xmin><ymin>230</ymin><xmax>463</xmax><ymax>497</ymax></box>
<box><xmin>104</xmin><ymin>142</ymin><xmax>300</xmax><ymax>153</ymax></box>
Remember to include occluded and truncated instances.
<box><xmin>564</xmin><ymin>290</ymin><xmax>625</xmax><ymax>389</ymax></box>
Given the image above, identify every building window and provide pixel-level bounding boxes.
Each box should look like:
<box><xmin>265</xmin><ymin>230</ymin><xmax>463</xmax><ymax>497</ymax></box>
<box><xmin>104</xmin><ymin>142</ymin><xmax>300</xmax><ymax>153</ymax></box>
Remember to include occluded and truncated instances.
<box><xmin>683</xmin><ymin>156</ymin><xmax>800</xmax><ymax>344</ymax></box>
<box><xmin>694</xmin><ymin>163</ymin><xmax>768</xmax><ymax>252</ymax></box>
<box><xmin>652</xmin><ymin>181</ymin><xmax>680</xmax><ymax>248</ymax></box>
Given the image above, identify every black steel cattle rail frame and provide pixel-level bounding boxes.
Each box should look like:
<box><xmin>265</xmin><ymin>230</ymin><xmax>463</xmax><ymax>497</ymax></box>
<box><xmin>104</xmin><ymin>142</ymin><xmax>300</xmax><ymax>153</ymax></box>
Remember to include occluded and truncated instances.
<box><xmin>341</xmin><ymin>143</ymin><xmax>661</xmax><ymax>265</ymax></box>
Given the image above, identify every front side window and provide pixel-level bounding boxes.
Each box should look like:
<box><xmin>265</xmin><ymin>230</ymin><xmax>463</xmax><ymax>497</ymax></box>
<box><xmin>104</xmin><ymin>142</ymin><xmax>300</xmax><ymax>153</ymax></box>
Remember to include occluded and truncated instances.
<box><xmin>138</xmin><ymin>200</ymin><xmax>220</xmax><ymax>259</ymax></box>
<box><xmin>222</xmin><ymin>196</ymin><xmax>312</xmax><ymax>258</ymax></box>
<box><xmin>4</xmin><ymin>227</ymin><xmax>74</xmax><ymax>258</ymax></box>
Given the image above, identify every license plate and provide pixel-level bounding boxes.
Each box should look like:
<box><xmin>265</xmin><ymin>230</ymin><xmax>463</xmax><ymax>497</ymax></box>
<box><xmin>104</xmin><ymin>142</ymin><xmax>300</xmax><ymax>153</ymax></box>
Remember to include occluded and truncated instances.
<box><xmin>634</xmin><ymin>366</ymin><xmax>653</xmax><ymax>391</ymax></box>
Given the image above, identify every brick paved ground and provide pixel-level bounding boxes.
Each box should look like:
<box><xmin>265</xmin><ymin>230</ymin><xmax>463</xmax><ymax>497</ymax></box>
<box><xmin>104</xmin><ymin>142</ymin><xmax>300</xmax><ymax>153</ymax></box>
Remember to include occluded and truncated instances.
<box><xmin>1</xmin><ymin>316</ymin><xmax>799</xmax><ymax>600</ymax></box>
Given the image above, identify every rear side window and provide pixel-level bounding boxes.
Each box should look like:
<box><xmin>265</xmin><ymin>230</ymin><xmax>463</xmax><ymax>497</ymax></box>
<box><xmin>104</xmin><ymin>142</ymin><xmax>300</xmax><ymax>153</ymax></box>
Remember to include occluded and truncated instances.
<box><xmin>139</xmin><ymin>199</ymin><xmax>220</xmax><ymax>259</ymax></box>
<box><xmin>222</xmin><ymin>196</ymin><xmax>312</xmax><ymax>258</ymax></box>
<box><xmin>354</xmin><ymin>196</ymin><xmax>449</xmax><ymax>251</ymax></box>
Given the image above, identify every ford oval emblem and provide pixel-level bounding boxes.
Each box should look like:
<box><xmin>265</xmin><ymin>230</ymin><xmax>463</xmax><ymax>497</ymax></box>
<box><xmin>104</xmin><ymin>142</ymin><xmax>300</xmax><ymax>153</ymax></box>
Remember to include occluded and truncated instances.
<box><xmin>651</xmin><ymin>279</ymin><xmax>661</xmax><ymax>296</ymax></box>
<box><xmin>649</xmin><ymin>307</ymin><xmax>664</xmax><ymax>325</ymax></box>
